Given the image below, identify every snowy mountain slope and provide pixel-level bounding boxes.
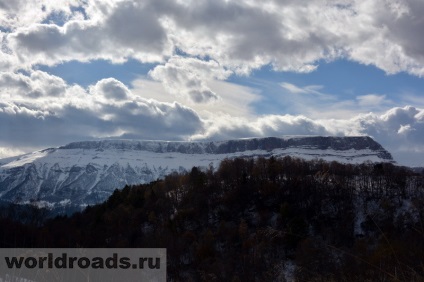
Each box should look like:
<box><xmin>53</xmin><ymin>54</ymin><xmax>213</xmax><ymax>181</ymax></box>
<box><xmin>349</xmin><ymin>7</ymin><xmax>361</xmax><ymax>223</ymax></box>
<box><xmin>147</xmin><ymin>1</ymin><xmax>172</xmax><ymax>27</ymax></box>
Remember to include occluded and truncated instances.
<box><xmin>0</xmin><ymin>136</ymin><xmax>393</xmax><ymax>209</ymax></box>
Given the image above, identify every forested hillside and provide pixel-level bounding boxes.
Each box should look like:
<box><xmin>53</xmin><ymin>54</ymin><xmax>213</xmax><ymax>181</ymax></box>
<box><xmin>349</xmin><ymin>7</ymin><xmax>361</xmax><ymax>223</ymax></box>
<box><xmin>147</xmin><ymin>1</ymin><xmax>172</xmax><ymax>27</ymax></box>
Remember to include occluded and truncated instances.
<box><xmin>1</xmin><ymin>157</ymin><xmax>424</xmax><ymax>281</ymax></box>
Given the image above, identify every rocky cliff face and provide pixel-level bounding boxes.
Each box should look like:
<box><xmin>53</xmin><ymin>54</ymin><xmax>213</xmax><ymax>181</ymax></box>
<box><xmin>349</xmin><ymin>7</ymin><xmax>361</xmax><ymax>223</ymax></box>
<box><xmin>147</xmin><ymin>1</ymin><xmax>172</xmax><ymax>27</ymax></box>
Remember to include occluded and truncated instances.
<box><xmin>0</xmin><ymin>136</ymin><xmax>393</xmax><ymax>210</ymax></box>
<box><xmin>59</xmin><ymin>136</ymin><xmax>392</xmax><ymax>156</ymax></box>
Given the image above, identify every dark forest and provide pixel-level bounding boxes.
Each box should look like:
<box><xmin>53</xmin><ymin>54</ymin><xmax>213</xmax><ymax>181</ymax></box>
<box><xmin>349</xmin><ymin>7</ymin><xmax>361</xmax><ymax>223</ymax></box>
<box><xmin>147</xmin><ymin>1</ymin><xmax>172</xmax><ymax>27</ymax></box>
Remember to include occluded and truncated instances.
<box><xmin>1</xmin><ymin>157</ymin><xmax>424</xmax><ymax>281</ymax></box>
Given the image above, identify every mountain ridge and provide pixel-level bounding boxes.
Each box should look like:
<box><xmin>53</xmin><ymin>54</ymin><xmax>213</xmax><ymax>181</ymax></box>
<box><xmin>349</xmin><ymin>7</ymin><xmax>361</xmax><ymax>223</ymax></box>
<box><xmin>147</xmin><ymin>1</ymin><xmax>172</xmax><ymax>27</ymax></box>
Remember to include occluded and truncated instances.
<box><xmin>59</xmin><ymin>136</ymin><xmax>390</xmax><ymax>155</ymax></box>
<box><xmin>0</xmin><ymin>136</ymin><xmax>393</xmax><ymax>210</ymax></box>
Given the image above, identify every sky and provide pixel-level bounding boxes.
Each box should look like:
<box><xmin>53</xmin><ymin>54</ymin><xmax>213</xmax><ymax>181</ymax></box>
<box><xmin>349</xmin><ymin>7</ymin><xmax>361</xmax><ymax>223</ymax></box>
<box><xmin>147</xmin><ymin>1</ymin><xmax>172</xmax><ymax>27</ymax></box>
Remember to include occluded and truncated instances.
<box><xmin>0</xmin><ymin>0</ymin><xmax>423</xmax><ymax>167</ymax></box>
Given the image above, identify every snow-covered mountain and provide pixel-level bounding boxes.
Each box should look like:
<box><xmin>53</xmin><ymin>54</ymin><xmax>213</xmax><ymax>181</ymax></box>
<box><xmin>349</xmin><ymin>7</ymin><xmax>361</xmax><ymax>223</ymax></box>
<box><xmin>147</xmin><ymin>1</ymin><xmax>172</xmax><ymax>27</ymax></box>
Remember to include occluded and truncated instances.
<box><xmin>0</xmin><ymin>136</ymin><xmax>393</xmax><ymax>210</ymax></box>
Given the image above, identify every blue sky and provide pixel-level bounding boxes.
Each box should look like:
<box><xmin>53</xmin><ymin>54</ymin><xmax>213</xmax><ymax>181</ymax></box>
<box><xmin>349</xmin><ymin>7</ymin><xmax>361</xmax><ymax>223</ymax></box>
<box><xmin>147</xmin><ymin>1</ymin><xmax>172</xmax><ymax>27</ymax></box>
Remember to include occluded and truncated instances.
<box><xmin>231</xmin><ymin>59</ymin><xmax>424</xmax><ymax>116</ymax></box>
<box><xmin>40</xmin><ymin>58</ymin><xmax>424</xmax><ymax>117</ymax></box>
<box><xmin>0</xmin><ymin>0</ymin><xmax>424</xmax><ymax>166</ymax></box>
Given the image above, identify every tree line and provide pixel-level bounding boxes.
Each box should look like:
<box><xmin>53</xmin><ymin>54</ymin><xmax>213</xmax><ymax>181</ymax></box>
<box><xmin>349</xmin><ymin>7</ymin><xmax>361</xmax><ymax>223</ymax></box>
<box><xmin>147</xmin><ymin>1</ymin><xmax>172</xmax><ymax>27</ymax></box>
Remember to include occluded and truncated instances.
<box><xmin>1</xmin><ymin>156</ymin><xmax>424</xmax><ymax>281</ymax></box>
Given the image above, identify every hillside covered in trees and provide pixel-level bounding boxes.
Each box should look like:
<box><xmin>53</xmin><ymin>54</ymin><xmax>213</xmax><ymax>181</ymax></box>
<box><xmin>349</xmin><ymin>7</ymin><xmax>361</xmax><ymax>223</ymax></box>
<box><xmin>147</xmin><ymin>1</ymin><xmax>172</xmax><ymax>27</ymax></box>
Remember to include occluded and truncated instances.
<box><xmin>1</xmin><ymin>157</ymin><xmax>424</xmax><ymax>281</ymax></box>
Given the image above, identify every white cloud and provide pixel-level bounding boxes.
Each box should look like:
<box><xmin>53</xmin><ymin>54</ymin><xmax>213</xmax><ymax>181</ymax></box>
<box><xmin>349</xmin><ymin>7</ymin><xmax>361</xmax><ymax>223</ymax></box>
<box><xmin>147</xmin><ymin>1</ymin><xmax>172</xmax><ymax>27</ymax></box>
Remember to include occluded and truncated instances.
<box><xmin>280</xmin><ymin>82</ymin><xmax>310</xmax><ymax>94</ymax></box>
<box><xmin>148</xmin><ymin>56</ymin><xmax>231</xmax><ymax>103</ymax></box>
<box><xmin>0</xmin><ymin>71</ymin><xmax>203</xmax><ymax>151</ymax></box>
<box><xmin>339</xmin><ymin>106</ymin><xmax>424</xmax><ymax>166</ymax></box>
<box><xmin>191</xmin><ymin>114</ymin><xmax>330</xmax><ymax>141</ymax></box>
<box><xmin>1</xmin><ymin>0</ymin><xmax>424</xmax><ymax>167</ymax></box>
<box><xmin>5</xmin><ymin>1</ymin><xmax>173</xmax><ymax>69</ymax></box>
<box><xmin>90</xmin><ymin>78</ymin><xmax>129</xmax><ymax>101</ymax></box>
<box><xmin>2</xmin><ymin>0</ymin><xmax>424</xmax><ymax>76</ymax></box>
<box><xmin>356</xmin><ymin>94</ymin><xmax>387</xmax><ymax>107</ymax></box>
<box><xmin>0</xmin><ymin>69</ymin><xmax>423</xmax><ymax>167</ymax></box>
<box><xmin>397</xmin><ymin>124</ymin><xmax>413</xmax><ymax>135</ymax></box>
<box><xmin>131</xmin><ymin>77</ymin><xmax>261</xmax><ymax>118</ymax></box>
<box><xmin>281</xmin><ymin>82</ymin><xmax>326</xmax><ymax>96</ymax></box>
<box><xmin>0</xmin><ymin>0</ymin><xmax>84</xmax><ymax>29</ymax></box>
<box><xmin>278</xmin><ymin>82</ymin><xmax>394</xmax><ymax>119</ymax></box>
<box><xmin>0</xmin><ymin>146</ymin><xmax>26</xmax><ymax>159</ymax></box>
<box><xmin>184</xmin><ymin>103</ymin><xmax>423</xmax><ymax>166</ymax></box>
<box><xmin>0</xmin><ymin>70</ymin><xmax>68</xmax><ymax>101</ymax></box>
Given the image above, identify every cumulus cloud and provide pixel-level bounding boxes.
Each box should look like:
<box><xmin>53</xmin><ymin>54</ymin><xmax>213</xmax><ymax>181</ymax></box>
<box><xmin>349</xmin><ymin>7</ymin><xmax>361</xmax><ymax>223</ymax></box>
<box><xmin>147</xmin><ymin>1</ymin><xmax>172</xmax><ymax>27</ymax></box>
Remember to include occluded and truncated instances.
<box><xmin>1</xmin><ymin>0</ymin><xmax>424</xmax><ymax>76</ymax></box>
<box><xmin>192</xmin><ymin>114</ymin><xmax>330</xmax><ymax>141</ymax></box>
<box><xmin>149</xmin><ymin>56</ymin><xmax>231</xmax><ymax>103</ymax></box>
<box><xmin>1</xmin><ymin>0</ymin><xmax>424</xmax><ymax>168</ymax></box>
<box><xmin>0</xmin><ymin>70</ymin><xmax>68</xmax><ymax>99</ymax></box>
<box><xmin>0</xmin><ymin>69</ymin><xmax>423</xmax><ymax>167</ymax></box>
<box><xmin>0</xmin><ymin>0</ymin><xmax>84</xmax><ymax>29</ymax></box>
<box><xmin>348</xmin><ymin>0</ymin><xmax>424</xmax><ymax>76</ymax></box>
<box><xmin>1</xmin><ymin>0</ymin><xmax>424</xmax><ymax>128</ymax></box>
<box><xmin>5</xmin><ymin>1</ymin><xmax>173</xmax><ymax>69</ymax></box>
<box><xmin>0</xmin><ymin>71</ymin><xmax>203</xmax><ymax>150</ymax></box>
<box><xmin>188</xmin><ymin>105</ymin><xmax>424</xmax><ymax>166</ymax></box>
<box><xmin>90</xmin><ymin>78</ymin><xmax>129</xmax><ymax>100</ymax></box>
<box><xmin>347</xmin><ymin>106</ymin><xmax>424</xmax><ymax>166</ymax></box>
